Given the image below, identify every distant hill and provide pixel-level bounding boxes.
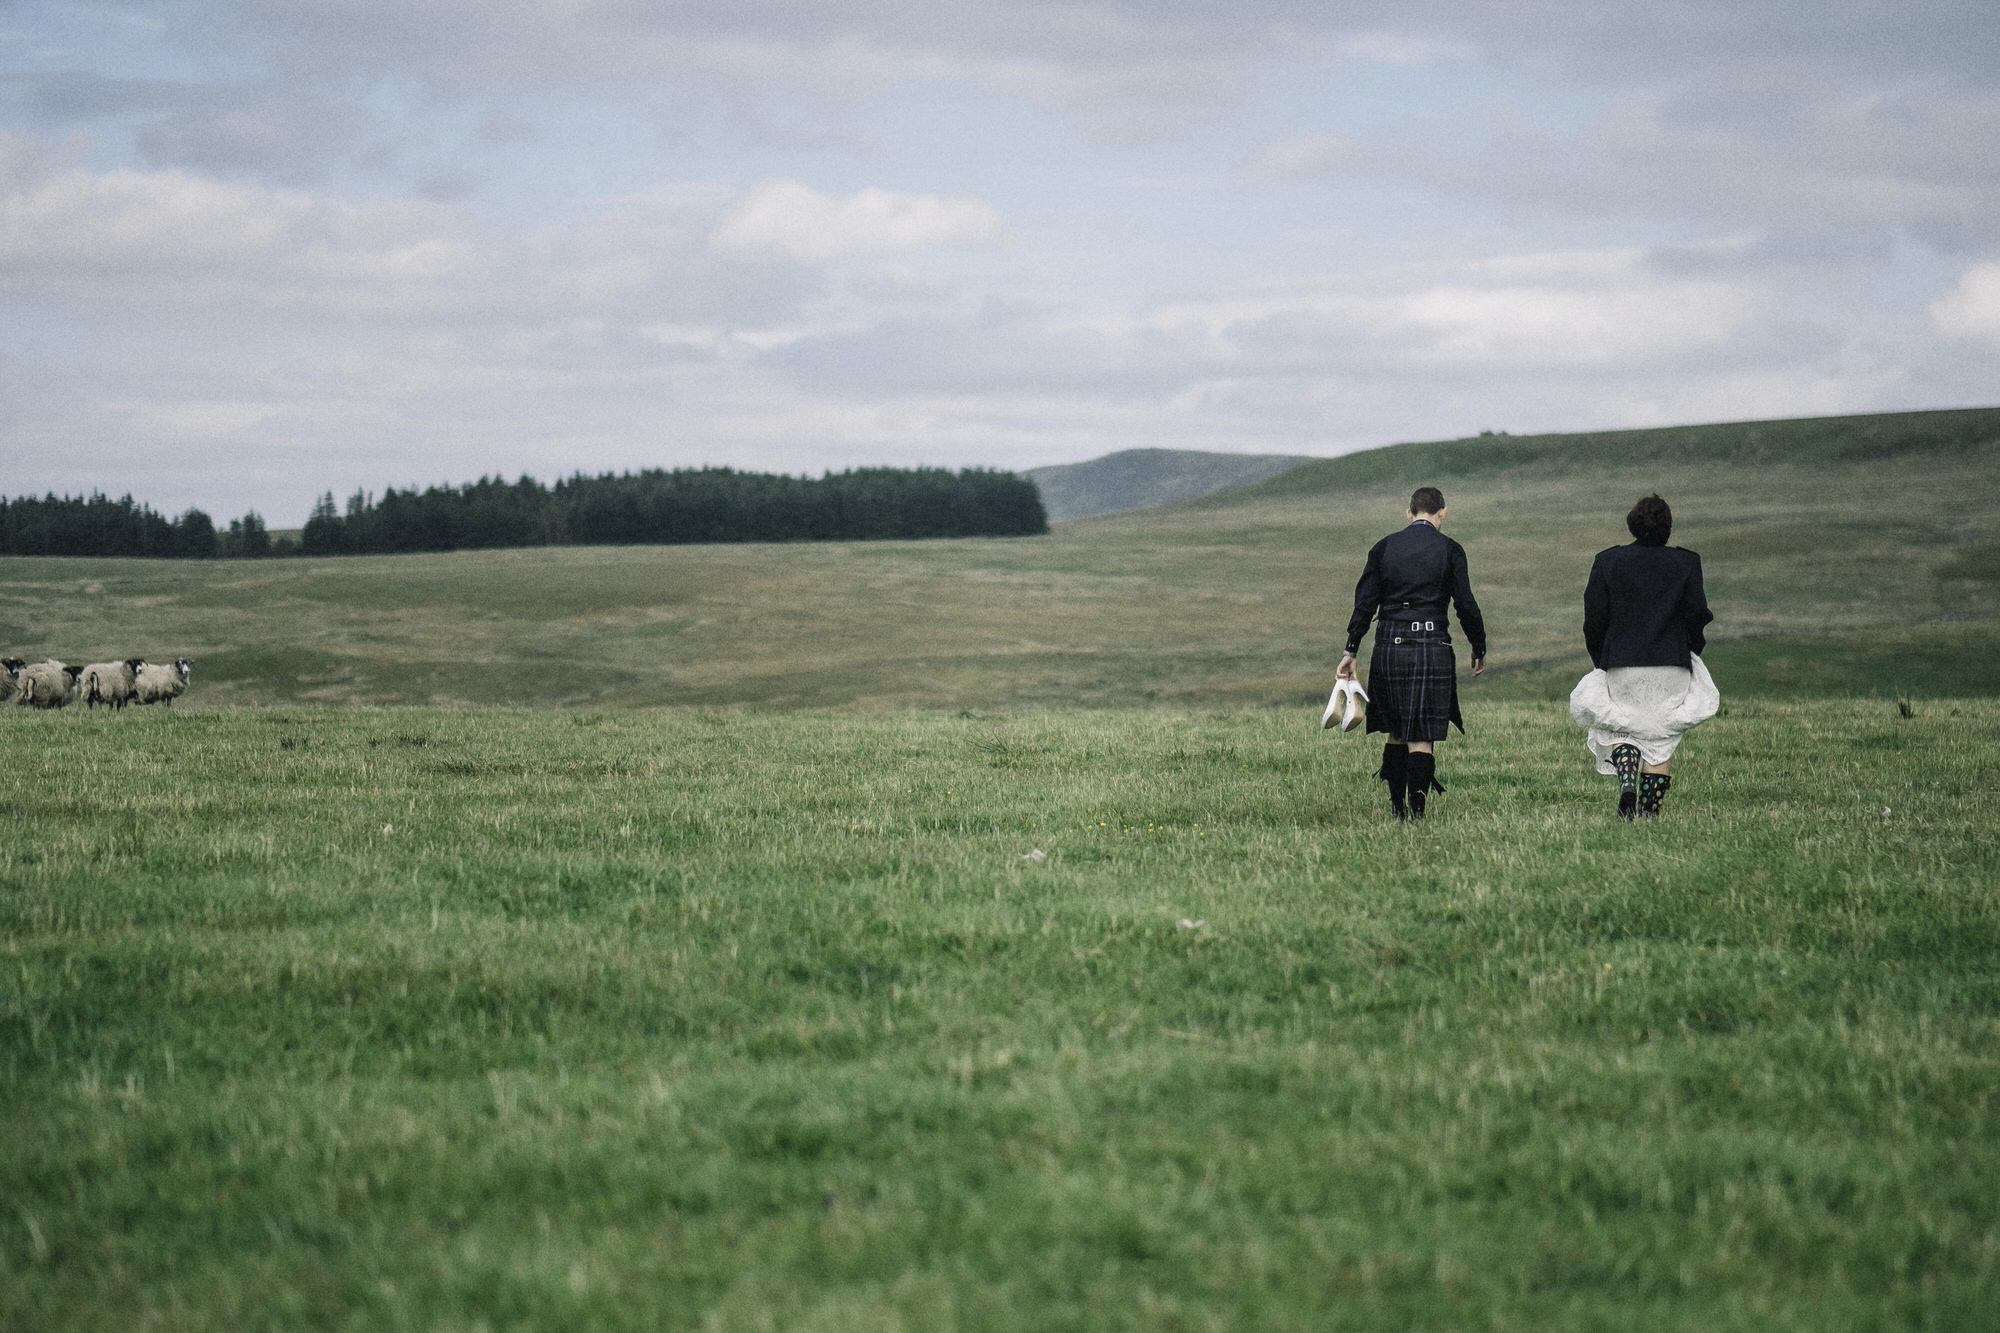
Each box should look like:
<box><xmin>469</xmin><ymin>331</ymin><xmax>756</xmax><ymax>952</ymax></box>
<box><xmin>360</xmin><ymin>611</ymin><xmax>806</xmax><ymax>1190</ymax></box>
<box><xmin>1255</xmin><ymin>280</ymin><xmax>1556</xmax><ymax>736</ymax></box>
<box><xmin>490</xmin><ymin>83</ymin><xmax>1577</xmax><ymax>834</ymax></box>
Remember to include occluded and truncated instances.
<box><xmin>1027</xmin><ymin>448</ymin><xmax>1312</xmax><ymax>520</ymax></box>
<box><xmin>1202</xmin><ymin>408</ymin><xmax>2000</xmax><ymax>508</ymax></box>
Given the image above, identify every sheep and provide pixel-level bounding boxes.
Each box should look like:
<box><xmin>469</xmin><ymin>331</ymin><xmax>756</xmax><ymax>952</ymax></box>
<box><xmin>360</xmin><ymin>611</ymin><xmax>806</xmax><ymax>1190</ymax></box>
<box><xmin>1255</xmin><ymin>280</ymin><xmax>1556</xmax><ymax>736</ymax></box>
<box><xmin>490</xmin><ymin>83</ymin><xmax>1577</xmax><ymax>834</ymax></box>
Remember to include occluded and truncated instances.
<box><xmin>0</xmin><ymin>657</ymin><xmax>24</xmax><ymax>705</ymax></box>
<box><xmin>15</xmin><ymin>660</ymin><xmax>84</xmax><ymax>709</ymax></box>
<box><xmin>133</xmin><ymin>657</ymin><xmax>193</xmax><ymax>706</ymax></box>
<box><xmin>82</xmin><ymin>658</ymin><xmax>148</xmax><ymax>710</ymax></box>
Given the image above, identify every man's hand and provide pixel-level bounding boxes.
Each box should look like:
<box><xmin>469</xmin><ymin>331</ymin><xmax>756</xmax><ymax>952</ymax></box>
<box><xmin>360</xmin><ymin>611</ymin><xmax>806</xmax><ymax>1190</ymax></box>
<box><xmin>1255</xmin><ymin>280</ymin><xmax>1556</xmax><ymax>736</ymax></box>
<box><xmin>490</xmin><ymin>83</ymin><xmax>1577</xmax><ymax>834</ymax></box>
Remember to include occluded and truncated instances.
<box><xmin>1335</xmin><ymin>653</ymin><xmax>1357</xmax><ymax>681</ymax></box>
<box><xmin>1471</xmin><ymin>656</ymin><xmax>1487</xmax><ymax>677</ymax></box>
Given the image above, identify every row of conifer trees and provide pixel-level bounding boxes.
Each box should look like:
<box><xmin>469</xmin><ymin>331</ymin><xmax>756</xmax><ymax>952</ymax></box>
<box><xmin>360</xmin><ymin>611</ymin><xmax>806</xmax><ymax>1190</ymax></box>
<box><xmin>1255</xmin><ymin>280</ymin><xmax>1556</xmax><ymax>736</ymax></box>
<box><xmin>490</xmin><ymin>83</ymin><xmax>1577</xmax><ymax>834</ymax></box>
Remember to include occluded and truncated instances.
<box><xmin>0</xmin><ymin>465</ymin><xmax>1047</xmax><ymax>559</ymax></box>
<box><xmin>0</xmin><ymin>493</ymin><xmax>275</xmax><ymax>559</ymax></box>
<box><xmin>300</xmin><ymin>466</ymin><xmax>1047</xmax><ymax>555</ymax></box>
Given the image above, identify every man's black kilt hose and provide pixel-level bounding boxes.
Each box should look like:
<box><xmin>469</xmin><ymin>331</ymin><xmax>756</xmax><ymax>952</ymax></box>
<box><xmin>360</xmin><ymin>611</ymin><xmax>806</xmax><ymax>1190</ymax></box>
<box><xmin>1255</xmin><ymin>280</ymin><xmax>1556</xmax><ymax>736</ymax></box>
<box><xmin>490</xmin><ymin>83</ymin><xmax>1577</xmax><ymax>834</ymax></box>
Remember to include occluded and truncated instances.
<box><xmin>1364</xmin><ymin>617</ymin><xmax>1460</xmax><ymax>743</ymax></box>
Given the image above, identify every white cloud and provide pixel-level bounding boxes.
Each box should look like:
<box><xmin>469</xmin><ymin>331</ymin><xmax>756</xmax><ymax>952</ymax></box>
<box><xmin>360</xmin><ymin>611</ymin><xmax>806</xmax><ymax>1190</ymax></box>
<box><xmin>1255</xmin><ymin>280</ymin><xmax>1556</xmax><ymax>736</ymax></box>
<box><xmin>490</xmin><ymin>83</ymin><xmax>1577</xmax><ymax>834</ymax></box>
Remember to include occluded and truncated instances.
<box><xmin>1245</xmin><ymin>131</ymin><xmax>1353</xmax><ymax>177</ymax></box>
<box><xmin>1930</xmin><ymin>263</ymin><xmax>2000</xmax><ymax>349</ymax></box>
<box><xmin>125</xmin><ymin>399</ymin><xmax>286</xmax><ymax>440</ymax></box>
<box><xmin>0</xmin><ymin>161</ymin><xmax>827</xmax><ymax>327</ymax></box>
<box><xmin>1084</xmin><ymin>250</ymin><xmax>1766</xmax><ymax>372</ymax></box>
<box><xmin>709</xmin><ymin>179</ymin><xmax>1005</xmax><ymax>262</ymax></box>
<box><xmin>1392</xmin><ymin>278</ymin><xmax>1764</xmax><ymax>368</ymax></box>
<box><xmin>0</xmin><ymin>168</ymin><xmax>308</xmax><ymax>264</ymax></box>
<box><xmin>1337</xmin><ymin>32</ymin><xmax>1475</xmax><ymax>66</ymax></box>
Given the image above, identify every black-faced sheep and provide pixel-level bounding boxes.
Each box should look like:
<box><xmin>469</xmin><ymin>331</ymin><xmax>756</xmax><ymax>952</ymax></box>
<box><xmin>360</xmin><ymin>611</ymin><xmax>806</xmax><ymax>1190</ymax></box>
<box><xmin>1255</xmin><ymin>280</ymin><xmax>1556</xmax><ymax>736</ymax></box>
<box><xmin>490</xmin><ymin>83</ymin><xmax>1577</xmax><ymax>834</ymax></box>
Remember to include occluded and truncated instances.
<box><xmin>82</xmin><ymin>658</ymin><xmax>147</xmax><ymax>710</ymax></box>
<box><xmin>0</xmin><ymin>657</ymin><xmax>24</xmax><ymax>705</ymax></box>
<box><xmin>16</xmin><ymin>660</ymin><xmax>83</xmax><ymax>709</ymax></box>
<box><xmin>133</xmin><ymin>658</ymin><xmax>193</xmax><ymax>706</ymax></box>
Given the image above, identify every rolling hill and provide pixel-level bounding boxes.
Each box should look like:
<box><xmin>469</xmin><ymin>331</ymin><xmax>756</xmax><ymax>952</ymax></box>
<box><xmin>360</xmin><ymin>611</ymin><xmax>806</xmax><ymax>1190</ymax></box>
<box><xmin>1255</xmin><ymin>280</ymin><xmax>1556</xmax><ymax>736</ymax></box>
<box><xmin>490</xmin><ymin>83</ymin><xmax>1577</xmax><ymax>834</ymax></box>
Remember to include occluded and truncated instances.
<box><xmin>2</xmin><ymin>406</ymin><xmax>1995</xmax><ymax>709</ymax></box>
<box><xmin>1026</xmin><ymin>447</ymin><xmax>1312</xmax><ymax>520</ymax></box>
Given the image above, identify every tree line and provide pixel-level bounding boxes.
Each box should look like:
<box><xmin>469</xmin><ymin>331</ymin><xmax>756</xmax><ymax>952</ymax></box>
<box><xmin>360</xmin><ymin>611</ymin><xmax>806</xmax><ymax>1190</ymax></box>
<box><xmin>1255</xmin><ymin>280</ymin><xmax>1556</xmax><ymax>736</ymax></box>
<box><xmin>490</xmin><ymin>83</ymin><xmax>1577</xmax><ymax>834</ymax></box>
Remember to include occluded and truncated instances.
<box><xmin>0</xmin><ymin>465</ymin><xmax>1047</xmax><ymax>560</ymax></box>
<box><xmin>0</xmin><ymin>493</ymin><xmax>276</xmax><ymax>559</ymax></box>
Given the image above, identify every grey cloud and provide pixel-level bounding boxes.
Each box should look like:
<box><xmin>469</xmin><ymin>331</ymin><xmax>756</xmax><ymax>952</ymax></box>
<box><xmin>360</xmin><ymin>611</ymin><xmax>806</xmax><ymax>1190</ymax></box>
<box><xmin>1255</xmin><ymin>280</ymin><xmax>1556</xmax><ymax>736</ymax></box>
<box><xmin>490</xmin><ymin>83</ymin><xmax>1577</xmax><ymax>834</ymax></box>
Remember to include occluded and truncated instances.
<box><xmin>413</xmin><ymin>169</ymin><xmax>481</xmax><ymax>203</ymax></box>
<box><xmin>760</xmin><ymin>301</ymin><xmax>1192</xmax><ymax>398</ymax></box>
<box><xmin>133</xmin><ymin>92</ymin><xmax>388</xmax><ymax>180</ymax></box>
<box><xmin>30</xmin><ymin>5</ymin><xmax>2000</xmax><ymax>207</ymax></box>
<box><xmin>188</xmin><ymin>2</ymin><xmax>2000</xmax><ymax>95</ymax></box>
<box><xmin>2</xmin><ymin>69</ymin><xmax>397</xmax><ymax>181</ymax></box>
<box><xmin>1255</xmin><ymin>80</ymin><xmax>2000</xmax><ymax>254</ymax></box>
<box><xmin>115</xmin><ymin>1</ymin><xmax>2000</xmax><ymax>231</ymax></box>
<box><xmin>1646</xmin><ymin>230</ymin><xmax>1899</xmax><ymax>277</ymax></box>
<box><xmin>4</xmin><ymin>68</ymin><xmax>188</xmax><ymax>119</ymax></box>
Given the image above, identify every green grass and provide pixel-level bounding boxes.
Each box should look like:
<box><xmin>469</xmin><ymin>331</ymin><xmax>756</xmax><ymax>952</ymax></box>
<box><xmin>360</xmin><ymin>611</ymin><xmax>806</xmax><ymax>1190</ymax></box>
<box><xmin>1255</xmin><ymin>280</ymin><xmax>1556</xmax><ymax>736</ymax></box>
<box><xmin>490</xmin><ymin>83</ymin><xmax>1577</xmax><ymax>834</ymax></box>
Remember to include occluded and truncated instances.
<box><xmin>5</xmin><ymin>702</ymin><xmax>2000</xmax><ymax>1329</ymax></box>
<box><xmin>6</xmin><ymin>405</ymin><xmax>2000</xmax><ymax>1327</ymax></box>
<box><xmin>4</xmin><ymin>407</ymin><xmax>1996</xmax><ymax>710</ymax></box>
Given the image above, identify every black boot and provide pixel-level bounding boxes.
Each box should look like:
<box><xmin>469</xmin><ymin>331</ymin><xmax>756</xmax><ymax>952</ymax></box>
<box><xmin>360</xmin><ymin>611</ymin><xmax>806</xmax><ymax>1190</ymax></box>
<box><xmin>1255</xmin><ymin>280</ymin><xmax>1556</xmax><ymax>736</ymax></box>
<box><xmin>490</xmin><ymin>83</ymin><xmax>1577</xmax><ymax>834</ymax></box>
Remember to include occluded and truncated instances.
<box><xmin>1611</xmin><ymin>743</ymin><xmax>1641</xmax><ymax>820</ymax></box>
<box><xmin>1638</xmin><ymin>772</ymin><xmax>1672</xmax><ymax>818</ymax></box>
<box><xmin>1406</xmin><ymin>751</ymin><xmax>1437</xmax><ymax>819</ymax></box>
<box><xmin>1378</xmin><ymin>743</ymin><xmax>1408</xmax><ymax>819</ymax></box>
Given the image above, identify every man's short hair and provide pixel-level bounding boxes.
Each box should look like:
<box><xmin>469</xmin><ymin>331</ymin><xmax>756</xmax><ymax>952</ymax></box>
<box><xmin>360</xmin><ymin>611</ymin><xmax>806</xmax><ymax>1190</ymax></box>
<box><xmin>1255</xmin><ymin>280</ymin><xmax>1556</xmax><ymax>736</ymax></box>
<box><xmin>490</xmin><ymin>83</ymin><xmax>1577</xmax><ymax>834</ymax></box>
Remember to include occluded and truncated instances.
<box><xmin>1627</xmin><ymin>494</ymin><xmax>1673</xmax><ymax>546</ymax></box>
<box><xmin>1409</xmin><ymin>486</ymin><xmax>1445</xmax><ymax>515</ymax></box>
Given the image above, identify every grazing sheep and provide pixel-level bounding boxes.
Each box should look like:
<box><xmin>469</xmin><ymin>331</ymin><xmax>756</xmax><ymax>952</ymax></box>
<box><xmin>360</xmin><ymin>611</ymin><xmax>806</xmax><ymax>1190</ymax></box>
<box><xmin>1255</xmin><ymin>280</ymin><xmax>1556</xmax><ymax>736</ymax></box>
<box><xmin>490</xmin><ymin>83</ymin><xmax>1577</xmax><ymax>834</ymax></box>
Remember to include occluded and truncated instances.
<box><xmin>82</xmin><ymin>658</ymin><xmax>147</xmax><ymax>710</ymax></box>
<box><xmin>16</xmin><ymin>660</ymin><xmax>83</xmax><ymax>709</ymax></box>
<box><xmin>133</xmin><ymin>657</ymin><xmax>193</xmax><ymax>706</ymax></box>
<box><xmin>0</xmin><ymin>657</ymin><xmax>24</xmax><ymax>705</ymax></box>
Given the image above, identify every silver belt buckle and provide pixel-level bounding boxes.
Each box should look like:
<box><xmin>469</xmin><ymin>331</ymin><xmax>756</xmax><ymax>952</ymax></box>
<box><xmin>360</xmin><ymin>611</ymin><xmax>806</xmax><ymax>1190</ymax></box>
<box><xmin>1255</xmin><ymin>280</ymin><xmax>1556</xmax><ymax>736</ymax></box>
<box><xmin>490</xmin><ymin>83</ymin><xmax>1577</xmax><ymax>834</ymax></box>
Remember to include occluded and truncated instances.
<box><xmin>1409</xmin><ymin>620</ymin><xmax>1421</xmax><ymax>632</ymax></box>
<box><xmin>1425</xmin><ymin>620</ymin><xmax>1436</xmax><ymax>632</ymax></box>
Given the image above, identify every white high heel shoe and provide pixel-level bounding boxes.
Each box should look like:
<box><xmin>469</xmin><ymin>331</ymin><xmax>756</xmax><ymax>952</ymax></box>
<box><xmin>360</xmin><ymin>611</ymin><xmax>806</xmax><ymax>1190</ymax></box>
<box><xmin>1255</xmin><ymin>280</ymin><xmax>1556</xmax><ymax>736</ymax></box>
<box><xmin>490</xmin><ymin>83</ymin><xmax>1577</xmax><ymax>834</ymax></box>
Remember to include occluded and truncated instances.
<box><xmin>1320</xmin><ymin>677</ymin><xmax>1369</xmax><ymax>731</ymax></box>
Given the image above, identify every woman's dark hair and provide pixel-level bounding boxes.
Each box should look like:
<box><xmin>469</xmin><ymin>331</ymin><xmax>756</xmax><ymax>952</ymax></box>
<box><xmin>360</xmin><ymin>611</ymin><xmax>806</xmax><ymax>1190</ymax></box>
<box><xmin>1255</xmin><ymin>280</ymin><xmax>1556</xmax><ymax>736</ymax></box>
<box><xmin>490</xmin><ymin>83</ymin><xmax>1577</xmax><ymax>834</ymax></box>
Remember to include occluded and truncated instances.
<box><xmin>1409</xmin><ymin>486</ymin><xmax>1445</xmax><ymax>515</ymax></box>
<box><xmin>1627</xmin><ymin>494</ymin><xmax>1673</xmax><ymax>546</ymax></box>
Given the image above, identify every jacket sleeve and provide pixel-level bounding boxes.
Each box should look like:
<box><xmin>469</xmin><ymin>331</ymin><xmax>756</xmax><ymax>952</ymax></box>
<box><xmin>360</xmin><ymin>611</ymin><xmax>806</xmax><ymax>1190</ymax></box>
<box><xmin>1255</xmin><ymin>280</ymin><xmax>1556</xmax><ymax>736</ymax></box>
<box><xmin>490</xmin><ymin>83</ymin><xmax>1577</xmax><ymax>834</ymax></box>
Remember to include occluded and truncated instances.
<box><xmin>1683</xmin><ymin>552</ymin><xmax>1714</xmax><ymax>656</ymax></box>
<box><xmin>1583</xmin><ymin>554</ymin><xmax>1610</xmax><ymax>668</ymax></box>
<box><xmin>1344</xmin><ymin>539</ymin><xmax>1384</xmax><ymax>654</ymax></box>
<box><xmin>1449</xmin><ymin>540</ymin><xmax>1486</xmax><ymax>658</ymax></box>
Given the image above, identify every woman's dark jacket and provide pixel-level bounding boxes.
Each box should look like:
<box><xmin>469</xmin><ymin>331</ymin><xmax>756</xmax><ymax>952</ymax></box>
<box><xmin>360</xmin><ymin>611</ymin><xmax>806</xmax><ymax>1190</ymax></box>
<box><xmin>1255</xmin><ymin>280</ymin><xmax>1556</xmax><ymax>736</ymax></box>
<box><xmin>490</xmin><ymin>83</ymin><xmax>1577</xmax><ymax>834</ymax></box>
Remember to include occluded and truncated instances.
<box><xmin>1583</xmin><ymin>543</ymin><xmax>1712</xmax><ymax>669</ymax></box>
<box><xmin>1344</xmin><ymin>521</ymin><xmax>1487</xmax><ymax>658</ymax></box>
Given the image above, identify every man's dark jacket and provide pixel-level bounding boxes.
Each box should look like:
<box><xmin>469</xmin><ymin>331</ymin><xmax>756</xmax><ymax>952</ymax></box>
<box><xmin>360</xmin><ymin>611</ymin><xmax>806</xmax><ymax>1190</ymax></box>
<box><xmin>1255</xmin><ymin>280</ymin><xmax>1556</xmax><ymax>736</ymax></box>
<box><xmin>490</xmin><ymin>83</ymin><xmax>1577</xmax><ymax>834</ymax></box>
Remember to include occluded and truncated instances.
<box><xmin>1344</xmin><ymin>521</ymin><xmax>1486</xmax><ymax>657</ymax></box>
<box><xmin>1583</xmin><ymin>543</ymin><xmax>1713</xmax><ymax>669</ymax></box>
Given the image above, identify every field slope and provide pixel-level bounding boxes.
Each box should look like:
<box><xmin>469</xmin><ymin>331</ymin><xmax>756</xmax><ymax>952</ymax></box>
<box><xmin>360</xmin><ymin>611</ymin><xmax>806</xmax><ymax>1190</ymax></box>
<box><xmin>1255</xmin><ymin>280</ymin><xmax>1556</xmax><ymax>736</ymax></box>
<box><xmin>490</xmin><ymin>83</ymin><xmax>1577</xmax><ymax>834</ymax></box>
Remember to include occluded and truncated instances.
<box><xmin>2</xmin><ymin>406</ymin><xmax>1995</xmax><ymax>709</ymax></box>
<box><xmin>3</xmin><ymin>702</ymin><xmax>1998</xmax><ymax>1329</ymax></box>
<box><xmin>1028</xmin><ymin>447</ymin><xmax>1313</xmax><ymax>520</ymax></box>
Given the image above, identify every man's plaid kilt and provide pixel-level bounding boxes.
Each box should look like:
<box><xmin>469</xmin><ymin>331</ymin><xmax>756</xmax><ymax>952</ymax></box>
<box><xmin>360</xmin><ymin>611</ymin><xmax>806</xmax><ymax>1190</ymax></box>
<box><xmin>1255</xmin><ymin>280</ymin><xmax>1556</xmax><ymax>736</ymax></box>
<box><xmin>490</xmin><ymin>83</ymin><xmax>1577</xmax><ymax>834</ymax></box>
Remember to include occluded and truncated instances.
<box><xmin>1364</xmin><ymin>619</ymin><xmax>1463</xmax><ymax>741</ymax></box>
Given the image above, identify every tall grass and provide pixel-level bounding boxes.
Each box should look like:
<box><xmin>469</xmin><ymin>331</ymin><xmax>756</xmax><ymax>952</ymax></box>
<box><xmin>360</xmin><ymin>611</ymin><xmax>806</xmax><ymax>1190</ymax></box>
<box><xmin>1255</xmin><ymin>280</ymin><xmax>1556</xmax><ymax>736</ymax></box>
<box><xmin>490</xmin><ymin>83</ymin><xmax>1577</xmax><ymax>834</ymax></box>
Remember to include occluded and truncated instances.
<box><xmin>5</xmin><ymin>702</ymin><xmax>1997</xmax><ymax>1329</ymax></box>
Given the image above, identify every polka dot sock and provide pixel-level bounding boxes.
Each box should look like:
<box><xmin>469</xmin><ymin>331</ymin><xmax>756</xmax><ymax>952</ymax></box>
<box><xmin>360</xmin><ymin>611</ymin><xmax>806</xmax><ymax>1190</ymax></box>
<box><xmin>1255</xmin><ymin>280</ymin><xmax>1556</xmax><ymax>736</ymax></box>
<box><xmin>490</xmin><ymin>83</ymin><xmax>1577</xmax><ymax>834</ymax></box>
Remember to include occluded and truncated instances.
<box><xmin>1612</xmin><ymin>744</ymin><xmax>1641</xmax><ymax>819</ymax></box>
<box><xmin>1638</xmin><ymin>772</ymin><xmax>1672</xmax><ymax>818</ymax></box>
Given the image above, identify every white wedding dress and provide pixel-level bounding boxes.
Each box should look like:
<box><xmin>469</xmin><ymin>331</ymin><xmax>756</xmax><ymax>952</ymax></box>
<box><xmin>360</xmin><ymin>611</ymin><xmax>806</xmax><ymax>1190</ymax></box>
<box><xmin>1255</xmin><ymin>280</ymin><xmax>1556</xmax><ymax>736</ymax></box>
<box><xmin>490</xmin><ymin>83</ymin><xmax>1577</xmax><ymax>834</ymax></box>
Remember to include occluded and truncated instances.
<box><xmin>1568</xmin><ymin>655</ymin><xmax>1719</xmax><ymax>774</ymax></box>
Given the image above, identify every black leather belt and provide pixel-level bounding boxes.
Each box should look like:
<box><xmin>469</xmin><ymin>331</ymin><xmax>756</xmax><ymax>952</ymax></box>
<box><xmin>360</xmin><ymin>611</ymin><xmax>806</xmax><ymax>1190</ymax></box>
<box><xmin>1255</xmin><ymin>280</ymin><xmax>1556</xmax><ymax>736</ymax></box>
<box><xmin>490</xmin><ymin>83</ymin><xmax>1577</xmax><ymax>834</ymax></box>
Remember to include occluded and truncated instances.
<box><xmin>1384</xmin><ymin>616</ymin><xmax>1450</xmax><ymax>646</ymax></box>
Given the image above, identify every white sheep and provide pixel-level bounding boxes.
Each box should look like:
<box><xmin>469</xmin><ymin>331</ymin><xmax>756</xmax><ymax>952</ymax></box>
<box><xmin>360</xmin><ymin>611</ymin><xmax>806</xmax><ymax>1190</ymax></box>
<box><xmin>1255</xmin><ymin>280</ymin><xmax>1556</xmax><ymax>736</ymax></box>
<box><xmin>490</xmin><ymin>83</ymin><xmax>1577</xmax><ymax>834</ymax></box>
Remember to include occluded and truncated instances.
<box><xmin>0</xmin><ymin>657</ymin><xmax>24</xmax><ymax>705</ymax></box>
<box><xmin>81</xmin><ymin>658</ymin><xmax>147</xmax><ymax>710</ymax></box>
<box><xmin>15</xmin><ymin>660</ymin><xmax>83</xmax><ymax>709</ymax></box>
<box><xmin>133</xmin><ymin>657</ymin><xmax>193</xmax><ymax>706</ymax></box>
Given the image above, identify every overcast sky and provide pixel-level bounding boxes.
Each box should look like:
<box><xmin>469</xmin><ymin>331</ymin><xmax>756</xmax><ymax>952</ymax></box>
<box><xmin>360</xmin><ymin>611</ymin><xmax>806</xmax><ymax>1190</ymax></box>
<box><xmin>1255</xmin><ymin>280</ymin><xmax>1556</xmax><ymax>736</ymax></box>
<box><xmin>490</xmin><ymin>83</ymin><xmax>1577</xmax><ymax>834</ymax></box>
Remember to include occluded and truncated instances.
<box><xmin>4</xmin><ymin>1</ymin><xmax>1998</xmax><ymax>523</ymax></box>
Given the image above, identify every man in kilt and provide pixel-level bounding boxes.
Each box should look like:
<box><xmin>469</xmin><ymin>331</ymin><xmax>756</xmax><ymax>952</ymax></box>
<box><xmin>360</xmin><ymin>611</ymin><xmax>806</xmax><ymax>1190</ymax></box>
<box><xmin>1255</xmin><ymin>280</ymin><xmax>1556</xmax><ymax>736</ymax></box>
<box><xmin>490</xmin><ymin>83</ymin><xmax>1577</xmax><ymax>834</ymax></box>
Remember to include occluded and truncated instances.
<box><xmin>1335</xmin><ymin>487</ymin><xmax>1487</xmax><ymax>819</ymax></box>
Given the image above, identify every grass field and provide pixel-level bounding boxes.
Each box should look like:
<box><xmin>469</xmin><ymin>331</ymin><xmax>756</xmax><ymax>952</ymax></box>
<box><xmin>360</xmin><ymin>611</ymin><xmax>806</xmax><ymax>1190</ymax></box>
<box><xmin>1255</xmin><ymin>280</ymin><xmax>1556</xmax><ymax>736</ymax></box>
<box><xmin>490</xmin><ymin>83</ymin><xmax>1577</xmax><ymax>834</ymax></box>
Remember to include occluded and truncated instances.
<box><xmin>5</xmin><ymin>407</ymin><xmax>1999</xmax><ymax>1328</ymax></box>
<box><xmin>3</xmin><ymin>407</ymin><xmax>1996</xmax><ymax>711</ymax></box>
<box><xmin>5</xmin><ymin>701</ymin><xmax>1999</xmax><ymax>1330</ymax></box>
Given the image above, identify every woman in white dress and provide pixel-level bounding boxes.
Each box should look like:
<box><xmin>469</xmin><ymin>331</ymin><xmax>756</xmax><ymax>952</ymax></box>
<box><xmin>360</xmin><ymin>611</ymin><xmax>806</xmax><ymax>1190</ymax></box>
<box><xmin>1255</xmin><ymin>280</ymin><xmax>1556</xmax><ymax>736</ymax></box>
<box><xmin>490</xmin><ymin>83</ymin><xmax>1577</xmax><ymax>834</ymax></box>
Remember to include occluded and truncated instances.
<box><xmin>1569</xmin><ymin>495</ymin><xmax>1717</xmax><ymax>819</ymax></box>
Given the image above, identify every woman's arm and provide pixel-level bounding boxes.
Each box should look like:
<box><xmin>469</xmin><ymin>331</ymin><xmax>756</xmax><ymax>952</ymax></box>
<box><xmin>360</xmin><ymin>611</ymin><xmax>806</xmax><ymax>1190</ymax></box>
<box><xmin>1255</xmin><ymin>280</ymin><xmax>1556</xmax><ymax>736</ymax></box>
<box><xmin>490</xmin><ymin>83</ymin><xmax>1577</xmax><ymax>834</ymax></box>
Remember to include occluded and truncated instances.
<box><xmin>1583</xmin><ymin>554</ymin><xmax>1610</xmax><ymax>668</ymax></box>
<box><xmin>1683</xmin><ymin>552</ymin><xmax>1714</xmax><ymax>655</ymax></box>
